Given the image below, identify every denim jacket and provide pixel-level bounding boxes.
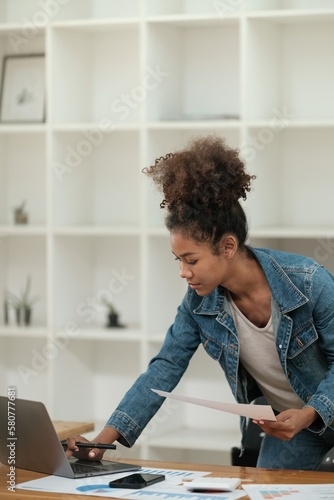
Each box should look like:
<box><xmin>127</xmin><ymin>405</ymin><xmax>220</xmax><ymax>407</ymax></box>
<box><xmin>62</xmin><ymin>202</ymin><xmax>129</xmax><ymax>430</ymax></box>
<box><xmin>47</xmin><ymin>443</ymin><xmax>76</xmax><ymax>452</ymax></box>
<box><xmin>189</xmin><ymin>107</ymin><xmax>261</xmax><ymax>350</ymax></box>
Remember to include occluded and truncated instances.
<box><xmin>107</xmin><ymin>247</ymin><xmax>334</xmax><ymax>451</ymax></box>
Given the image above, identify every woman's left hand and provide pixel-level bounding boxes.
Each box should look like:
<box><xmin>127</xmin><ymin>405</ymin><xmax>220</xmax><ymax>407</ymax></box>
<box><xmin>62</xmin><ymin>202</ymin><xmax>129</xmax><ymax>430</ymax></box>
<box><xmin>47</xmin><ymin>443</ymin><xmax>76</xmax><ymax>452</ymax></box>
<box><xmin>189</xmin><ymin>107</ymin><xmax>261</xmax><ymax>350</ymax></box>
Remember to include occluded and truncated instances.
<box><xmin>252</xmin><ymin>406</ymin><xmax>318</xmax><ymax>441</ymax></box>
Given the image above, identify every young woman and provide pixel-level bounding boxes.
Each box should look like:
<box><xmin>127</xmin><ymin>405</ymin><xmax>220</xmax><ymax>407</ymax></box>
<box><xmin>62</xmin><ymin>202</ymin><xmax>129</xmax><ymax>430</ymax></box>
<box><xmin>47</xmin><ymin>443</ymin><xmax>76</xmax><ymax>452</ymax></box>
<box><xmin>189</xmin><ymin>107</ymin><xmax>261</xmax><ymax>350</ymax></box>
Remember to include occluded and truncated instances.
<box><xmin>67</xmin><ymin>135</ymin><xmax>334</xmax><ymax>470</ymax></box>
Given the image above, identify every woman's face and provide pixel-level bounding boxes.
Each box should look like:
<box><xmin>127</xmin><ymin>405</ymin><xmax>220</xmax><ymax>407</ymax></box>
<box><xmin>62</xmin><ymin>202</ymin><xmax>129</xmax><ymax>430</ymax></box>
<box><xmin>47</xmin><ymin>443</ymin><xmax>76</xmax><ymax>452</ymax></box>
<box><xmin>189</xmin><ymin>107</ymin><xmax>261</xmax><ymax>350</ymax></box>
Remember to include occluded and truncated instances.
<box><xmin>170</xmin><ymin>231</ymin><xmax>232</xmax><ymax>296</ymax></box>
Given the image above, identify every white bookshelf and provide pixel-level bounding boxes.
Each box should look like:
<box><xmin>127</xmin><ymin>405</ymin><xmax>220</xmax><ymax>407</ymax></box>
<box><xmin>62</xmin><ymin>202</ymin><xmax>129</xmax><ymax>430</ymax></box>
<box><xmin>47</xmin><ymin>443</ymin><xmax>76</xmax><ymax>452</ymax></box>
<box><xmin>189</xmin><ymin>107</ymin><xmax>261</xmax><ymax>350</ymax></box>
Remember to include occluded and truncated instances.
<box><xmin>1</xmin><ymin>0</ymin><xmax>334</xmax><ymax>465</ymax></box>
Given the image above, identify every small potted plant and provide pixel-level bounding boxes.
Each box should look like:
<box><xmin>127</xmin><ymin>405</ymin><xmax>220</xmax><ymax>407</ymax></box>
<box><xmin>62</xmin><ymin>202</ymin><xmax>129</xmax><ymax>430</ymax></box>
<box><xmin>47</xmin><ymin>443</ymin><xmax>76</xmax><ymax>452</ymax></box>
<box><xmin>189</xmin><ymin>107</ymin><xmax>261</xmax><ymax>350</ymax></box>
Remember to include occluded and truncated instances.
<box><xmin>6</xmin><ymin>290</ymin><xmax>21</xmax><ymax>325</ymax></box>
<box><xmin>13</xmin><ymin>200</ymin><xmax>28</xmax><ymax>225</ymax></box>
<box><xmin>101</xmin><ymin>298</ymin><xmax>121</xmax><ymax>328</ymax></box>
<box><xmin>7</xmin><ymin>275</ymin><xmax>39</xmax><ymax>326</ymax></box>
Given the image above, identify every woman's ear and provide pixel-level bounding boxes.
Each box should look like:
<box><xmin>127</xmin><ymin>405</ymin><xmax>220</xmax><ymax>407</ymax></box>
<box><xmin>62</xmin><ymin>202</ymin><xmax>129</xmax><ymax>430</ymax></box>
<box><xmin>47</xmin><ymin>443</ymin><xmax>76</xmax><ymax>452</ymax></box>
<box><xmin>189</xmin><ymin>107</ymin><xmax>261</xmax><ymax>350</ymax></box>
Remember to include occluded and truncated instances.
<box><xmin>220</xmin><ymin>234</ymin><xmax>238</xmax><ymax>258</ymax></box>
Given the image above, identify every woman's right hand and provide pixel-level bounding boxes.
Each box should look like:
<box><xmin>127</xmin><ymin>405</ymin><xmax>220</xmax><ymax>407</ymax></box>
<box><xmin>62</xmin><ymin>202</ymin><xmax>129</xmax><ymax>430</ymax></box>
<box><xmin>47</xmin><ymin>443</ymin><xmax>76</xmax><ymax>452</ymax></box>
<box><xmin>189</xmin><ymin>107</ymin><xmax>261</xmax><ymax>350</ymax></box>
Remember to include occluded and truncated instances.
<box><xmin>64</xmin><ymin>435</ymin><xmax>106</xmax><ymax>461</ymax></box>
<box><xmin>64</xmin><ymin>427</ymin><xmax>121</xmax><ymax>461</ymax></box>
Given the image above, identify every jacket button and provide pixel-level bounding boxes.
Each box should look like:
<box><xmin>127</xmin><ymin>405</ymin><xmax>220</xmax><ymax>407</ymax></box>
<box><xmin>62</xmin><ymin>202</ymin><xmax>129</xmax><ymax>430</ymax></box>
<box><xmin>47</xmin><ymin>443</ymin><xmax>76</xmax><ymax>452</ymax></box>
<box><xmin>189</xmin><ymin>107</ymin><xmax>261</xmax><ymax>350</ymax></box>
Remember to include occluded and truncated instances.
<box><xmin>306</xmin><ymin>396</ymin><xmax>311</xmax><ymax>402</ymax></box>
<box><xmin>296</xmin><ymin>337</ymin><xmax>304</xmax><ymax>347</ymax></box>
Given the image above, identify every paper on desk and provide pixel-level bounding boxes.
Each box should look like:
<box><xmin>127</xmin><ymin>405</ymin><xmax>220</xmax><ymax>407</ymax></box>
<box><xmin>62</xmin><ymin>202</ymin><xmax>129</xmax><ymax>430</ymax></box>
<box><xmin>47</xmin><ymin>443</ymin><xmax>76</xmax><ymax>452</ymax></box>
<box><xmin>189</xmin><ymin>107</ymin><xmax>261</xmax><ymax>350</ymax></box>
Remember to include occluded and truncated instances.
<box><xmin>17</xmin><ymin>467</ymin><xmax>246</xmax><ymax>499</ymax></box>
<box><xmin>152</xmin><ymin>389</ymin><xmax>277</xmax><ymax>421</ymax></box>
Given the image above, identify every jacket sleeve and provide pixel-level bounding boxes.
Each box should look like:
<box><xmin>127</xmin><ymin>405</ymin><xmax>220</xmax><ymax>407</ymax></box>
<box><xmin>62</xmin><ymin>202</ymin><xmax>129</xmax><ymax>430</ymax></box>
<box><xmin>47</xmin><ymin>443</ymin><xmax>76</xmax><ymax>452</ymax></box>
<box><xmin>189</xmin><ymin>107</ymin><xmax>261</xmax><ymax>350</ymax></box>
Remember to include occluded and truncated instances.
<box><xmin>305</xmin><ymin>265</ymin><xmax>334</xmax><ymax>432</ymax></box>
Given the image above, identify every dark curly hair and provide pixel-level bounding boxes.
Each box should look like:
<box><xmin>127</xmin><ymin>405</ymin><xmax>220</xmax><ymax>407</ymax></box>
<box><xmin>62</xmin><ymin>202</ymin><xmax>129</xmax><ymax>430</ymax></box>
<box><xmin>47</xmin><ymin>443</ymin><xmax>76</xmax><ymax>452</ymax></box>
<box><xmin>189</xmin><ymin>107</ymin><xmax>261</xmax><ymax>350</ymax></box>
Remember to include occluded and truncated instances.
<box><xmin>143</xmin><ymin>135</ymin><xmax>255</xmax><ymax>253</ymax></box>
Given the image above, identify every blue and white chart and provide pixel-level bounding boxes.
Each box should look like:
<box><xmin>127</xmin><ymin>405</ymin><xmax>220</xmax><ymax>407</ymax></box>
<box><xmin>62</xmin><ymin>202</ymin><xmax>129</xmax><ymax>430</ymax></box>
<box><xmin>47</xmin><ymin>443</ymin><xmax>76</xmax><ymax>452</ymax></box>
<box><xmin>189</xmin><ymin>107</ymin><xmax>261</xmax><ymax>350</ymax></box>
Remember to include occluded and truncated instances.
<box><xmin>242</xmin><ymin>483</ymin><xmax>334</xmax><ymax>500</ymax></box>
<box><xmin>17</xmin><ymin>467</ymin><xmax>246</xmax><ymax>499</ymax></box>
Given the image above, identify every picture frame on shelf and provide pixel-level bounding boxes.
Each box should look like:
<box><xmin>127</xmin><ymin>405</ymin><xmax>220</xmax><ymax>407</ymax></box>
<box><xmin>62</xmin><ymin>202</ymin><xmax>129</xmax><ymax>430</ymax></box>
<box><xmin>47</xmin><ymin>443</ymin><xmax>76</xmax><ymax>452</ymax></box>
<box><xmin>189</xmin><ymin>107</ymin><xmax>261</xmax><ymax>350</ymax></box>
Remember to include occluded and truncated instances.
<box><xmin>0</xmin><ymin>54</ymin><xmax>45</xmax><ymax>123</ymax></box>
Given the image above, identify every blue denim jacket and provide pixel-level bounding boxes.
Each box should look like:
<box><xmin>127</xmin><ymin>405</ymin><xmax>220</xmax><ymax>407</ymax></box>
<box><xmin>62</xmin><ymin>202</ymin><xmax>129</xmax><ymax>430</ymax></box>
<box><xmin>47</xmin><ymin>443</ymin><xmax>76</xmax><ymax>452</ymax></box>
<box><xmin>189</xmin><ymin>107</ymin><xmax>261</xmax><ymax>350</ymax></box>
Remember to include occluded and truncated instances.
<box><xmin>107</xmin><ymin>247</ymin><xmax>334</xmax><ymax>451</ymax></box>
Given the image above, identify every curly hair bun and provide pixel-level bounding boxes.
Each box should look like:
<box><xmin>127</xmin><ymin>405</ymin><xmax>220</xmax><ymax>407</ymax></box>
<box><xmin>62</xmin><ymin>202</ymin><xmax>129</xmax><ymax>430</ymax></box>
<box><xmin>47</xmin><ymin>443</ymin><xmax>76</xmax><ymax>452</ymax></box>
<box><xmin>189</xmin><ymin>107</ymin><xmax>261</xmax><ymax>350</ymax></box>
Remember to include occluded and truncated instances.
<box><xmin>144</xmin><ymin>135</ymin><xmax>254</xmax><ymax>214</ymax></box>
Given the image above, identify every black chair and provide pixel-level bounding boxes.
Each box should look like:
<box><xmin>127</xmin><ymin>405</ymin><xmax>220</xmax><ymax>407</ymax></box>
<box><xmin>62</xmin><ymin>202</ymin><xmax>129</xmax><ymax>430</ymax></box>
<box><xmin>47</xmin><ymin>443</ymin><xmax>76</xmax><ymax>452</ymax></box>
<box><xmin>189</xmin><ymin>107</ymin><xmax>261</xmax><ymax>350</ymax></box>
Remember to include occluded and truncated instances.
<box><xmin>231</xmin><ymin>397</ymin><xmax>266</xmax><ymax>467</ymax></box>
<box><xmin>318</xmin><ymin>447</ymin><xmax>334</xmax><ymax>471</ymax></box>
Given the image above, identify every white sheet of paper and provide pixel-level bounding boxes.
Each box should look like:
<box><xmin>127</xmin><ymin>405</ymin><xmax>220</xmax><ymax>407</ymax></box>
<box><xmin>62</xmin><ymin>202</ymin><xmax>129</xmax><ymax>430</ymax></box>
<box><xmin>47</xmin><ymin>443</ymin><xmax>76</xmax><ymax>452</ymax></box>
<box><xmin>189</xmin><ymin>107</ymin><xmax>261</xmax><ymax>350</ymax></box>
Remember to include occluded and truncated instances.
<box><xmin>152</xmin><ymin>389</ymin><xmax>277</xmax><ymax>421</ymax></box>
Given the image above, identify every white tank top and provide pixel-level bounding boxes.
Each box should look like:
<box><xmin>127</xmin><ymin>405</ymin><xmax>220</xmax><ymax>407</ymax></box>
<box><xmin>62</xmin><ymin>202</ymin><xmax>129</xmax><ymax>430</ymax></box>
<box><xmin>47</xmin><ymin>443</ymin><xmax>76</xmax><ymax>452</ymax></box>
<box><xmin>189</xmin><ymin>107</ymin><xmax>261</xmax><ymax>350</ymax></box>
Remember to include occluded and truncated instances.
<box><xmin>228</xmin><ymin>293</ymin><xmax>304</xmax><ymax>412</ymax></box>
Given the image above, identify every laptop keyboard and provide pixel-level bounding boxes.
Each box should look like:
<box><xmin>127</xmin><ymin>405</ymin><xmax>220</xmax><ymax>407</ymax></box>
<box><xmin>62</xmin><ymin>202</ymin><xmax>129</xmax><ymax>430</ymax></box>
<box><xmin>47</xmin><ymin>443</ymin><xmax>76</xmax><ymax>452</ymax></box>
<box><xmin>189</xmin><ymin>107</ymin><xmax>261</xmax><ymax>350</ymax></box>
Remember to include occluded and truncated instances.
<box><xmin>71</xmin><ymin>462</ymin><xmax>110</xmax><ymax>474</ymax></box>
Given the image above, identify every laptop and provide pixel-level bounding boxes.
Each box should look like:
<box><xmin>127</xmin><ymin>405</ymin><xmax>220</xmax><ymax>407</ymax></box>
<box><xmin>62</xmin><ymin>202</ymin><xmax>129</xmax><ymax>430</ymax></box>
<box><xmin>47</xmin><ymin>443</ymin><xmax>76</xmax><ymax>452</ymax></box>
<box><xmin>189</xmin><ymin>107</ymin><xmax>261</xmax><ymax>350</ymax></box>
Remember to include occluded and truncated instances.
<box><xmin>0</xmin><ymin>396</ymin><xmax>141</xmax><ymax>478</ymax></box>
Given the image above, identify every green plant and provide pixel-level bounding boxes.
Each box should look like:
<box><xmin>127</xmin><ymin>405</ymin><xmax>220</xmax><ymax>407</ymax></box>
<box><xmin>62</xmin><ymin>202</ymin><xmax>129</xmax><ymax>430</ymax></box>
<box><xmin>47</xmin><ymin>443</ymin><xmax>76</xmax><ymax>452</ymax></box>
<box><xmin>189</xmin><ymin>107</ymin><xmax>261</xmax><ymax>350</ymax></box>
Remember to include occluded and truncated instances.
<box><xmin>8</xmin><ymin>275</ymin><xmax>38</xmax><ymax>308</ymax></box>
<box><xmin>7</xmin><ymin>275</ymin><xmax>39</xmax><ymax>325</ymax></box>
<box><xmin>13</xmin><ymin>200</ymin><xmax>28</xmax><ymax>224</ymax></box>
<box><xmin>100</xmin><ymin>296</ymin><xmax>117</xmax><ymax>315</ymax></box>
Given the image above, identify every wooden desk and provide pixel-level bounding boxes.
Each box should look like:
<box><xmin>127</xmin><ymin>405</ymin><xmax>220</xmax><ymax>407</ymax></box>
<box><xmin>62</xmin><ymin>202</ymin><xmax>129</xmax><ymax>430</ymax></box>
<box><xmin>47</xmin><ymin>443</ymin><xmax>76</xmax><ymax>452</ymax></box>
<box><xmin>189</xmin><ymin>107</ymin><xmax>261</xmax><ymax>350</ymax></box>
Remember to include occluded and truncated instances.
<box><xmin>52</xmin><ymin>421</ymin><xmax>95</xmax><ymax>441</ymax></box>
<box><xmin>1</xmin><ymin>459</ymin><xmax>334</xmax><ymax>500</ymax></box>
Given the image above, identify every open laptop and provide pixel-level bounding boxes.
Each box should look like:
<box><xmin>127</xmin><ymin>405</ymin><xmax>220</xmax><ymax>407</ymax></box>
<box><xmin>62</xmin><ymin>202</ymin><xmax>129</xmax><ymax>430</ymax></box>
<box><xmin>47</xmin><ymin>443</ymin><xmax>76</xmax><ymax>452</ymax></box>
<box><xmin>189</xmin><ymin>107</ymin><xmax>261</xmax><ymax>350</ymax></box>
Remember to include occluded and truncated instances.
<box><xmin>0</xmin><ymin>396</ymin><xmax>141</xmax><ymax>478</ymax></box>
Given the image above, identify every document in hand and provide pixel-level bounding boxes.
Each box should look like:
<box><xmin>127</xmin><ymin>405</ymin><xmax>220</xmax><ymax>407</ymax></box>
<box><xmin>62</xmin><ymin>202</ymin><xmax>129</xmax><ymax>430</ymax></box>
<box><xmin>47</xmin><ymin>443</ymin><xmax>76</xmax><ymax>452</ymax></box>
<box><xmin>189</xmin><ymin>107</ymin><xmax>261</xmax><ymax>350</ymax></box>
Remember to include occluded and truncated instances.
<box><xmin>151</xmin><ymin>389</ymin><xmax>277</xmax><ymax>421</ymax></box>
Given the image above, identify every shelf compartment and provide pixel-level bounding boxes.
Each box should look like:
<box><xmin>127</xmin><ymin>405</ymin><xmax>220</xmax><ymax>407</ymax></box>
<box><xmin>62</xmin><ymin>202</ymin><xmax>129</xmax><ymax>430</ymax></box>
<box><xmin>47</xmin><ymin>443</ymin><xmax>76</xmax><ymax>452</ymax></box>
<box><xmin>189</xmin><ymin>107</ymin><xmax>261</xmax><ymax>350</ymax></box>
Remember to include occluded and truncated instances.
<box><xmin>0</xmin><ymin>131</ymin><xmax>46</xmax><ymax>226</ymax></box>
<box><xmin>244</xmin><ymin>18</ymin><xmax>334</xmax><ymax>120</ymax></box>
<box><xmin>0</xmin><ymin>0</ymin><xmax>46</xmax><ymax>24</ymax></box>
<box><xmin>145</xmin><ymin>22</ymin><xmax>240</xmax><ymax>122</ymax></box>
<box><xmin>50</xmin><ymin>24</ymin><xmax>140</xmax><ymax>124</ymax></box>
<box><xmin>245</xmin><ymin>128</ymin><xmax>334</xmax><ymax>230</ymax></box>
<box><xmin>0</xmin><ymin>0</ymin><xmax>141</xmax><ymax>24</ymax></box>
<box><xmin>50</xmin><ymin>0</ymin><xmax>141</xmax><ymax>21</ymax></box>
<box><xmin>145</xmin><ymin>0</ymin><xmax>241</xmax><ymax>17</ymax></box>
<box><xmin>51</xmin><ymin>130</ymin><xmax>140</xmax><ymax>226</ymax></box>
<box><xmin>0</xmin><ymin>234</ymin><xmax>47</xmax><ymax>327</ymax></box>
<box><xmin>52</xmin><ymin>235</ymin><xmax>140</xmax><ymax>331</ymax></box>
<box><xmin>50</xmin><ymin>339</ymin><xmax>142</xmax><ymax>422</ymax></box>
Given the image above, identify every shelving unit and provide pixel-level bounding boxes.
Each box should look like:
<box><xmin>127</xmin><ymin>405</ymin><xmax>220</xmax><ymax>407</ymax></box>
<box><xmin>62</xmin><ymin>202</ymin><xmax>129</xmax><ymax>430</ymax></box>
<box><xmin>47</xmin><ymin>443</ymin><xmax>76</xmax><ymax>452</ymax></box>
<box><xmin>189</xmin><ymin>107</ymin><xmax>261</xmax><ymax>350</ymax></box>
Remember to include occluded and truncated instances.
<box><xmin>1</xmin><ymin>0</ymin><xmax>334</xmax><ymax>465</ymax></box>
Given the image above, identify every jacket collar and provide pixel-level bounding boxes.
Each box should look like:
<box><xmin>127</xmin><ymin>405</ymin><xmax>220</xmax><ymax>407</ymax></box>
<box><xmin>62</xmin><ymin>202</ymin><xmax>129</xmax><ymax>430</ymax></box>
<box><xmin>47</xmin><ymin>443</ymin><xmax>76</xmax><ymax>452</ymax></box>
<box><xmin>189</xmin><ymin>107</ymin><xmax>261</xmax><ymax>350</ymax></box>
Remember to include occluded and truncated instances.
<box><xmin>250</xmin><ymin>247</ymin><xmax>309</xmax><ymax>313</ymax></box>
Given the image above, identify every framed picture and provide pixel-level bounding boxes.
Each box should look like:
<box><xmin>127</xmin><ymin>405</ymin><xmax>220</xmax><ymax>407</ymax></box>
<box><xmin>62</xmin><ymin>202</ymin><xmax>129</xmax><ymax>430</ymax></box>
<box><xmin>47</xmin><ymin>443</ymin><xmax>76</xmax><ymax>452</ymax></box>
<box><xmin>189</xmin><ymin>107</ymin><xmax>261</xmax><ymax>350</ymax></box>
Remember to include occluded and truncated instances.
<box><xmin>0</xmin><ymin>54</ymin><xmax>45</xmax><ymax>123</ymax></box>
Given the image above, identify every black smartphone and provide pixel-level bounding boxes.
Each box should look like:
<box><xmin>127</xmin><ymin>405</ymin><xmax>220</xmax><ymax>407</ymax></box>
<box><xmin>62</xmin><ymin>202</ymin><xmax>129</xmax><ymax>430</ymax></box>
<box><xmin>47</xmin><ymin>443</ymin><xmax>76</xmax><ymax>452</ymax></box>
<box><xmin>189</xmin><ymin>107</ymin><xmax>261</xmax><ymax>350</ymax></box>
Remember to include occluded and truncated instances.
<box><xmin>109</xmin><ymin>473</ymin><xmax>165</xmax><ymax>489</ymax></box>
